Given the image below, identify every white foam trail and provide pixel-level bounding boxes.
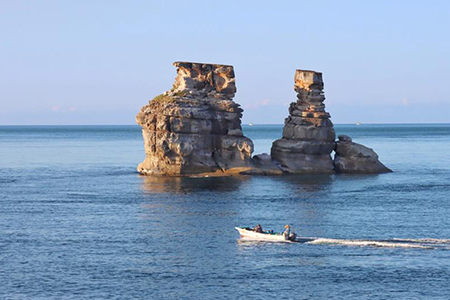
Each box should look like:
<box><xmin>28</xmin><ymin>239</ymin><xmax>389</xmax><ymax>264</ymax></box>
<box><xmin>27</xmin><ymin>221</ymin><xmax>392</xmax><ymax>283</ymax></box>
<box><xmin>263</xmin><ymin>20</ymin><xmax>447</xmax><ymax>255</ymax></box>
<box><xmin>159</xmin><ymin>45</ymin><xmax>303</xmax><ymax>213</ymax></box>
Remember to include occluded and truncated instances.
<box><xmin>391</xmin><ymin>238</ymin><xmax>450</xmax><ymax>244</ymax></box>
<box><xmin>305</xmin><ymin>238</ymin><xmax>433</xmax><ymax>249</ymax></box>
<box><xmin>67</xmin><ymin>192</ymin><xmax>99</xmax><ymax>196</ymax></box>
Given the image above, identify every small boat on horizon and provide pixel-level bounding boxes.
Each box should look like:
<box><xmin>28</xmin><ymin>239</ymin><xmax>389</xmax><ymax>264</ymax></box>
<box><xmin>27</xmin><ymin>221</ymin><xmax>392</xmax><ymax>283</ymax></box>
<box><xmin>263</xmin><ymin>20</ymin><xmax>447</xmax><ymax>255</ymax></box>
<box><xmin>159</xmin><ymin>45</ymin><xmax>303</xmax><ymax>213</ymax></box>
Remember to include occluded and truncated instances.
<box><xmin>356</xmin><ymin>122</ymin><xmax>362</xmax><ymax>126</ymax></box>
<box><xmin>248</xmin><ymin>123</ymin><xmax>254</xmax><ymax>126</ymax></box>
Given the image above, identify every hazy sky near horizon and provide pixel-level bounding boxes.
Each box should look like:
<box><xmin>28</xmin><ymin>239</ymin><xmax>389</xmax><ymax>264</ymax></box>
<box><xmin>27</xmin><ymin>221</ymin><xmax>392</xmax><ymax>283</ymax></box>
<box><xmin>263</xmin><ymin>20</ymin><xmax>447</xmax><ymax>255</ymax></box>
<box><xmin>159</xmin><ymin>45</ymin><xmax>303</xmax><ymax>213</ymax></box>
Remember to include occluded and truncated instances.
<box><xmin>1</xmin><ymin>0</ymin><xmax>449</xmax><ymax>125</ymax></box>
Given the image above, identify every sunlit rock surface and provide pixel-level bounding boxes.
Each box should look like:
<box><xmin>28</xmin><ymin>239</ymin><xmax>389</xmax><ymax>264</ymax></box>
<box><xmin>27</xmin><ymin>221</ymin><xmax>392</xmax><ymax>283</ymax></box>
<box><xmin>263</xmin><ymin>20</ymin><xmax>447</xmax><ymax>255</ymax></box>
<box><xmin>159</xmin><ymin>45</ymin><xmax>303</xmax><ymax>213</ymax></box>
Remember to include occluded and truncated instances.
<box><xmin>136</xmin><ymin>63</ymin><xmax>390</xmax><ymax>176</ymax></box>
<box><xmin>136</xmin><ymin>62</ymin><xmax>253</xmax><ymax>176</ymax></box>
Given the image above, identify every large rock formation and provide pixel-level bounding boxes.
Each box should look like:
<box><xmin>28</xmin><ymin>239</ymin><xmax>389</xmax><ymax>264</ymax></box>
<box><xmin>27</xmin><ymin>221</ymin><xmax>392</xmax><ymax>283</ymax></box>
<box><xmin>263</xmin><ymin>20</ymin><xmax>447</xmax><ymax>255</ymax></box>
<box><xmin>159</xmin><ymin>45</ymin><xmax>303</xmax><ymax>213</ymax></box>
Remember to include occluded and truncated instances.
<box><xmin>136</xmin><ymin>63</ymin><xmax>391</xmax><ymax>176</ymax></box>
<box><xmin>136</xmin><ymin>62</ymin><xmax>253</xmax><ymax>176</ymax></box>
<box><xmin>334</xmin><ymin>135</ymin><xmax>392</xmax><ymax>173</ymax></box>
<box><xmin>270</xmin><ymin>70</ymin><xmax>336</xmax><ymax>173</ymax></box>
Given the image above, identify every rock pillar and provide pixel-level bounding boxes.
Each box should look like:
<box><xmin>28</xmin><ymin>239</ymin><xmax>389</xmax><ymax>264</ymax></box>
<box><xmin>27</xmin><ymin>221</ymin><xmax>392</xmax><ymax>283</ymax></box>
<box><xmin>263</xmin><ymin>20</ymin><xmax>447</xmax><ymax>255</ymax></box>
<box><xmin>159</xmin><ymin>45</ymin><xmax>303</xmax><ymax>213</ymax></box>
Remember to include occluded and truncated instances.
<box><xmin>270</xmin><ymin>70</ymin><xmax>335</xmax><ymax>173</ymax></box>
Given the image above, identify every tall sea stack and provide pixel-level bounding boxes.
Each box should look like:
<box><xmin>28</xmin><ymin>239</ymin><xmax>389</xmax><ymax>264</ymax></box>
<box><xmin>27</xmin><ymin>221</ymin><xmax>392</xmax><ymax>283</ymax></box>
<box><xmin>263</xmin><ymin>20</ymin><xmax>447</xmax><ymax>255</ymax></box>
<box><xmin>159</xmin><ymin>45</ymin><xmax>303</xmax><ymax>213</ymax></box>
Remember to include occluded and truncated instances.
<box><xmin>270</xmin><ymin>70</ymin><xmax>336</xmax><ymax>173</ymax></box>
<box><xmin>136</xmin><ymin>62</ymin><xmax>253</xmax><ymax>176</ymax></box>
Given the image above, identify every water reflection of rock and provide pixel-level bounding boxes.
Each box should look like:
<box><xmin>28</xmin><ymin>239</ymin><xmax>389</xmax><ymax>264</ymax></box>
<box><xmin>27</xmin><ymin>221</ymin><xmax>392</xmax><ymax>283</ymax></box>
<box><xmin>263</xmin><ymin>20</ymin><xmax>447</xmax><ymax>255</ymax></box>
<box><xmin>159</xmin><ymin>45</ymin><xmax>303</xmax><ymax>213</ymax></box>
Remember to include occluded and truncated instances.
<box><xmin>252</xmin><ymin>175</ymin><xmax>334</xmax><ymax>239</ymax></box>
<box><xmin>140</xmin><ymin>175</ymin><xmax>248</xmax><ymax>194</ymax></box>
<box><xmin>272</xmin><ymin>174</ymin><xmax>334</xmax><ymax>195</ymax></box>
<box><xmin>138</xmin><ymin>175</ymin><xmax>335</xmax><ymax>246</ymax></box>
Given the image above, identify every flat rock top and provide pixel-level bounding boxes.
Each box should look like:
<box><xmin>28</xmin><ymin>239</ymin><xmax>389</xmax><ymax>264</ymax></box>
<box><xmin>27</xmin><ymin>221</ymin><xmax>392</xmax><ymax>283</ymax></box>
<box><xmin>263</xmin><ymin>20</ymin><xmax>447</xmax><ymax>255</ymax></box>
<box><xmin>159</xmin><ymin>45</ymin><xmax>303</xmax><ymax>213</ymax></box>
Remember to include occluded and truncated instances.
<box><xmin>295</xmin><ymin>69</ymin><xmax>322</xmax><ymax>74</ymax></box>
<box><xmin>294</xmin><ymin>69</ymin><xmax>323</xmax><ymax>89</ymax></box>
<box><xmin>173</xmin><ymin>61</ymin><xmax>233</xmax><ymax>68</ymax></box>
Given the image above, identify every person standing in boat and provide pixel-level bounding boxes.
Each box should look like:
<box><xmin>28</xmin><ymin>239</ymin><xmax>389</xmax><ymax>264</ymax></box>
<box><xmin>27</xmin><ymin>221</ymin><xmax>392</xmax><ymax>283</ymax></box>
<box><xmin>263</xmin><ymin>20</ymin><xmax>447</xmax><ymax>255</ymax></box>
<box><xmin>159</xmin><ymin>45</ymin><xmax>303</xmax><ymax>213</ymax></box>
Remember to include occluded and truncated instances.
<box><xmin>254</xmin><ymin>224</ymin><xmax>263</xmax><ymax>233</ymax></box>
<box><xmin>282</xmin><ymin>225</ymin><xmax>291</xmax><ymax>238</ymax></box>
<box><xmin>283</xmin><ymin>225</ymin><xmax>291</xmax><ymax>237</ymax></box>
<box><xmin>283</xmin><ymin>225</ymin><xmax>297</xmax><ymax>241</ymax></box>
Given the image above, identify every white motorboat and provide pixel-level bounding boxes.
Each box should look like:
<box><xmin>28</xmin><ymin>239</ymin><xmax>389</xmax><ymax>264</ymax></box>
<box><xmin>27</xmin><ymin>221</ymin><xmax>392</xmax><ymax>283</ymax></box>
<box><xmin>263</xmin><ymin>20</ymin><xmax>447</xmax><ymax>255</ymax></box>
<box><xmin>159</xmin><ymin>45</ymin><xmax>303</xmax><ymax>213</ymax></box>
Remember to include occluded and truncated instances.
<box><xmin>235</xmin><ymin>227</ymin><xmax>295</xmax><ymax>242</ymax></box>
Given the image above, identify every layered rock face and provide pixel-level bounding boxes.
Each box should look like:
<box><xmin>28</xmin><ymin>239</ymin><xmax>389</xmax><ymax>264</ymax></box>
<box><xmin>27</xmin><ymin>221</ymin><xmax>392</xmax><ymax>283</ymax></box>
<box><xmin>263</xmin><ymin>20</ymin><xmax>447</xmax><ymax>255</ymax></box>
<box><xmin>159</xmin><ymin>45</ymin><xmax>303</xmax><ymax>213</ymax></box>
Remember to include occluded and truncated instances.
<box><xmin>136</xmin><ymin>62</ymin><xmax>253</xmax><ymax>176</ymax></box>
<box><xmin>137</xmin><ymin>63</ymin><xmax>391</xmax><ymax>176</ymax></box>
<box><xmin>334</xmin><ymin>135</ymin><xmax>392</xmax><ymax>173</ymax></box>
<box><xmin>270</xmin><ymin>70</ymin><xmax>336</xmax><ymax>173</ymax></box>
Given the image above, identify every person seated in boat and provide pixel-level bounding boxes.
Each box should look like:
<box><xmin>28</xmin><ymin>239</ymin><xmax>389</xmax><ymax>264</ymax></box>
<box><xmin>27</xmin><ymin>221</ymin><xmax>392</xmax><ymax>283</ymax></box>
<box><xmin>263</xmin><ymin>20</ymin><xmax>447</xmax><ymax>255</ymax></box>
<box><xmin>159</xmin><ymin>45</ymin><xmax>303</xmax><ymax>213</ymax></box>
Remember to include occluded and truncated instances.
<box><xmin>254</xmin><ymin>224</ymin><xmax>263</xmax><ymax>233</ymax></box>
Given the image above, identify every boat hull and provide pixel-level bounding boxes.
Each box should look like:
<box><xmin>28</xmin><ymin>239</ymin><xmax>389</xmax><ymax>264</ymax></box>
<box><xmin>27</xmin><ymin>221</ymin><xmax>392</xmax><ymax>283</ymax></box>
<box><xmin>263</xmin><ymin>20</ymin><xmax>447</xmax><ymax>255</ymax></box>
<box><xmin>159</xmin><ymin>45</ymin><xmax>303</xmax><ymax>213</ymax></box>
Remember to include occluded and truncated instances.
<box><xmin>235</xmin><ymin>227</ymin><xmax>291</xmax><ymax>242</ymax></box>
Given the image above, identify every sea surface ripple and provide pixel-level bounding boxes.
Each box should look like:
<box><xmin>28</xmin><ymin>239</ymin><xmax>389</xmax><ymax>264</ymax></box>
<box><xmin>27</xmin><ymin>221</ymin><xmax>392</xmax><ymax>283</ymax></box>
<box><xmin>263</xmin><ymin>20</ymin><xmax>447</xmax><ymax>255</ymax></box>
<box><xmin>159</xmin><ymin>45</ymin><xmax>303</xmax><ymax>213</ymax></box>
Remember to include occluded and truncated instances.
<box><xmin>1</xmin><ymin>124</ymin><xmax>450</xmax><ymax>299</ymax></box>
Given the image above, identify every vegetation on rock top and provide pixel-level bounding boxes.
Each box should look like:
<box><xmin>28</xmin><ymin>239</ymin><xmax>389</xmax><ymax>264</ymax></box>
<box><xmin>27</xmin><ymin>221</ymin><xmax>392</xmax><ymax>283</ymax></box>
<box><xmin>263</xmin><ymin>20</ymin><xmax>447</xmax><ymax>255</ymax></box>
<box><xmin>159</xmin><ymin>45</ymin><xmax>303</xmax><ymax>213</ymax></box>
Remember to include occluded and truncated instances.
<box><xmin>151</xmin><ymin>91</ymin><xmax>188</xmax><ymax>103</ymax></box>
<box><xmin>151</xmin><ymin>94</ymin><xmax>174</xmax><ymax>103</ymax></box>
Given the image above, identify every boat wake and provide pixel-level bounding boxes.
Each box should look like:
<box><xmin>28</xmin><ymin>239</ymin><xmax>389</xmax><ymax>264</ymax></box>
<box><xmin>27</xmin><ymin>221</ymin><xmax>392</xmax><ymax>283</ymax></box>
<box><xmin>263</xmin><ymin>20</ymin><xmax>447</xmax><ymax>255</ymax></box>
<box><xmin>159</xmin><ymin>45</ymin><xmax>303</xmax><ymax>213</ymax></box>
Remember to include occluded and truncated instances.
<box><xmin>66</xmin><ymin>192</ymin><xmax>99</xmax><ymax>196</ymax></box>
<box><xmin>235</xmin><ymin>227</ymin><xmax>450</xmax><ymax>249</ymax></box>
<box><xmin>391</xmin><ymin>238</ymin><xmax>450</xmax><ymax>244</ymax></box>
<box><xmin>303</xmin><ymin>237</ymin><xmax>450</xmax><ymax>249</ymax></box>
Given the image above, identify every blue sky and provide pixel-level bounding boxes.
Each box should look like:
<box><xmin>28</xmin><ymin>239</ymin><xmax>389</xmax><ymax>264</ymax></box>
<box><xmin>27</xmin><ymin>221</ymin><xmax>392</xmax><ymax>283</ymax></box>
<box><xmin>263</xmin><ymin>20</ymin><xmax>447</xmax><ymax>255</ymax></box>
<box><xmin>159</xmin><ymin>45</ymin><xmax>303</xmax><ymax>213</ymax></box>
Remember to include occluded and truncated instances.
<box><xmin>1</xmin><ymin>0</ymin><xmax>449</xmax><ymax>125</ymax></box>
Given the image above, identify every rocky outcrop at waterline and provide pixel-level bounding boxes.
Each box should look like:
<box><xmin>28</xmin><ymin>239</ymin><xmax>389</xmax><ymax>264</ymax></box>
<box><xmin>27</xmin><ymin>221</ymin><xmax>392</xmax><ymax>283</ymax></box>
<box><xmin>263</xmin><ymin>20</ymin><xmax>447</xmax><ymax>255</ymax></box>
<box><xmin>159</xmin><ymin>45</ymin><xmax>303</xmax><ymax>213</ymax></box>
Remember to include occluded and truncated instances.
<box><xmin>135</xmin><ymin>62</ymin><xmax>253</xmax><ymax>176</ymax></box>
<box><xmin>136</xmin><ymin>62</ymin><xmax>391</xmax><ymax>176</ymax></box>
<box><xmin>334</xmin><ymin>135</ymin><xmax>392</xmax><ymax>173</ymax></box>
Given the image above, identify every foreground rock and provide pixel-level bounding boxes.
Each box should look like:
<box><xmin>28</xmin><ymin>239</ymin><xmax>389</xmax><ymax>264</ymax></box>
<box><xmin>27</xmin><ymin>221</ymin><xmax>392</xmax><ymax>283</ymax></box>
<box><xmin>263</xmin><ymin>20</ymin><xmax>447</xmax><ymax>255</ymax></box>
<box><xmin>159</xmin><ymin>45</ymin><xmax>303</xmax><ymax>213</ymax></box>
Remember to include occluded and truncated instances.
<box><xmin>334</xmin><ymin>135</ymin><xmax>392</xmax><ymax>173</ymax></box>
<box><xmin>270</xmin><ymin>70</ymin><xmax>335</xmax><ymax>173</ymax></box>
<box><xmin>136</xmin><ymin>62</ymin><xmax>253</xmax><ymax>176</ymax></box>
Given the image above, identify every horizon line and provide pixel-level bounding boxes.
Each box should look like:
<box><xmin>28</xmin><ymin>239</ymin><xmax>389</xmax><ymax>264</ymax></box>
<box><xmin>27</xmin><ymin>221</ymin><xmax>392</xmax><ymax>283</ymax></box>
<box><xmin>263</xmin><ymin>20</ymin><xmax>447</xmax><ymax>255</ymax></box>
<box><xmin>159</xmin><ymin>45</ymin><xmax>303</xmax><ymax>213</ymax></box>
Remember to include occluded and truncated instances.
<box><xmin>1</xmin><ymin>122</ymin><xmax>450</xmax><ymax>126</ymax></box>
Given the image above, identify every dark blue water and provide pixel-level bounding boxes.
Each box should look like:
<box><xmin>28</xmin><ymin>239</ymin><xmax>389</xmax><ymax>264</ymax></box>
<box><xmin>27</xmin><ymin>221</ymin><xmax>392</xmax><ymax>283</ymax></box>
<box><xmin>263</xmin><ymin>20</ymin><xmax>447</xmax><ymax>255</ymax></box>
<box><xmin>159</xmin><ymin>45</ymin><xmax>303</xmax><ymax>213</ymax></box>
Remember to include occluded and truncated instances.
<box><xmin>1</xmin><ymin>124</ymin><xmax>450</xmax><ymax>299</ymax></box>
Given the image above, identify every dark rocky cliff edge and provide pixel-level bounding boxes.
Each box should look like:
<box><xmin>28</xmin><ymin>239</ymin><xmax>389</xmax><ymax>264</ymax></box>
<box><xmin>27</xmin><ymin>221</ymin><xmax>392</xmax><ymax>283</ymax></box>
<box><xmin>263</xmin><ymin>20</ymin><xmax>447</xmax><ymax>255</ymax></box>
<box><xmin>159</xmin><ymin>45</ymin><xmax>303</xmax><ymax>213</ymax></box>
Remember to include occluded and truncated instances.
<box><xmin>136</xmin><ymin>62</ymin><xmax>391</xmax><ymax>176</ymax></box>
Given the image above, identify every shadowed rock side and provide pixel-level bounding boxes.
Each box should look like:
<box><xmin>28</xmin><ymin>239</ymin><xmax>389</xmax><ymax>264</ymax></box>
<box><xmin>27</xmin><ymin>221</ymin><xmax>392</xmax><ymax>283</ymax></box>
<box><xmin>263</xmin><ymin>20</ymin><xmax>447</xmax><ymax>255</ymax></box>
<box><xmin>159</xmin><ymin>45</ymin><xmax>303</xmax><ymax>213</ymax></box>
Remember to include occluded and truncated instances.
<box><xmin>334</xmin><ymin>135</ymin><xmax>392</xmax><ymax>173</ymax></box>
<box><xmin>136</xmin><ymin>62</ymin><xmax>253</xmax><ymax>176</ymax></box>
<box><xmin>270</xmin><ymin>70</ymin><xmax>336</xmax><ymax>173</ymax></box>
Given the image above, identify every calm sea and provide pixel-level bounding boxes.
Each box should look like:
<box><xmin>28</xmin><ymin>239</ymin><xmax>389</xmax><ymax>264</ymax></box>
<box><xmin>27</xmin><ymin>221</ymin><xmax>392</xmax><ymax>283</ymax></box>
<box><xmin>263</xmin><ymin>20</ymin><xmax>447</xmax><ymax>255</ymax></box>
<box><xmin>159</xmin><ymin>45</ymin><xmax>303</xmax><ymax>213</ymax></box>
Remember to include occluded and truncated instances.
<box><xmin>1</xmin><ymin>124</ymin><xmax>450</xmax><ymax>299</ymax></box>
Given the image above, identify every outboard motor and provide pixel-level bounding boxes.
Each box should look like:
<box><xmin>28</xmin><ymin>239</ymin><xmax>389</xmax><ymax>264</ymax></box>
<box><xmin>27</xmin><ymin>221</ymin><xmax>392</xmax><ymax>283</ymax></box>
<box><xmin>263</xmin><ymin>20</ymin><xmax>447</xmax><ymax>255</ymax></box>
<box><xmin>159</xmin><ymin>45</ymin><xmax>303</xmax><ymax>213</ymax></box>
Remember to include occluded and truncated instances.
<box><xmin>289</xmin><ymin>233</ymin><xmax>297</xmax><ymax>241</ymax></box>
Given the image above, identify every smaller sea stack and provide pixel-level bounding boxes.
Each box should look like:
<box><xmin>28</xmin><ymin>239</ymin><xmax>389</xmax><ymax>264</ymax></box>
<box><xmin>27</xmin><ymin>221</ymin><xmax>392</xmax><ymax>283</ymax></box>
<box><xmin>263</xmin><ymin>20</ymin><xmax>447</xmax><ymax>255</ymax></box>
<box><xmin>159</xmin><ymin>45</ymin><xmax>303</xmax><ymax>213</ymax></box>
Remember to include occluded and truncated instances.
<box><xmin>270</xmin><ymin>70</ymin><xmax>336</xmax><ymax>173</ymax></box>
